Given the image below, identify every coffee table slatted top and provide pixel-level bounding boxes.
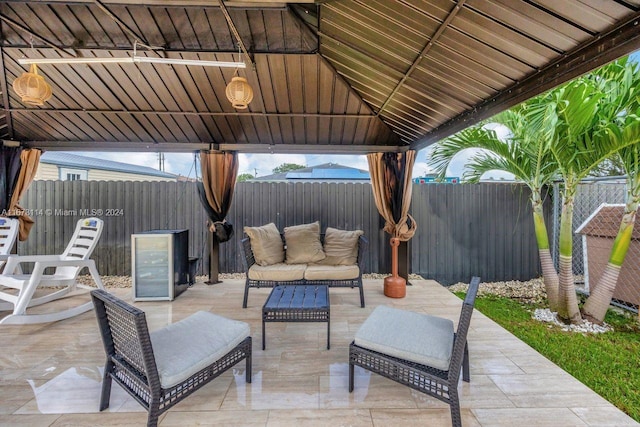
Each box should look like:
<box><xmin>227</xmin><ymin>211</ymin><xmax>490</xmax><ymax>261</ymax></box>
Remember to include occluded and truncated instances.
<box><xmin>265</xmin><ymin>285</ymin><xmax>329</xmax><ymax>310</ymax></box>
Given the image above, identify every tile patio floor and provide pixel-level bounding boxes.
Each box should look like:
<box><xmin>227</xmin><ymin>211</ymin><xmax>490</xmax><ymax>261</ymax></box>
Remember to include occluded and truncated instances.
<box><xmin>0</xmin><ymin>278</ymin><xmax>637</xmax><ymax>427</ymax></box>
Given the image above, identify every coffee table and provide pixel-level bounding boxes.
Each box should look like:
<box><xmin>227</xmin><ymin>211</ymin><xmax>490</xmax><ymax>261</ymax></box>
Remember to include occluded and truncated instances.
<box><xmin>262</xmin><ymin>284</ymin><xmax>330</xmax><ymax>350</ymax></box>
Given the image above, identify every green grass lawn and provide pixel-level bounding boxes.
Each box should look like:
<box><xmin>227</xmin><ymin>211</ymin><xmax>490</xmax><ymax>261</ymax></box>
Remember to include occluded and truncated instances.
<box><xmin>457</xmin><ymin>294</ymin><xmax>640</xmax><ymax>422</ymax></box>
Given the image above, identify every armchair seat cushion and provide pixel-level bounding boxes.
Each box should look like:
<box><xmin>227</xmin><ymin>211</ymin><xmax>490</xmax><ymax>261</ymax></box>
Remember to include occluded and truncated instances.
<box><xmin>248</xmin><ymin>263</ymin><xmax>307</xmax><ymax>281</ymax></box>
<box><xmin>354</xmin><ymin>305</ymin><xmax>454</xmax><ymax>371</ymax></box>
<box><xmin>150</xmin><ymin>311</ymin><xmax>250</xmax><ymax>388</ymax></box>
<box><xmin>304</xmin><ymin>264</ymin><xmax>360</xmax><ymax>281</ymax></box>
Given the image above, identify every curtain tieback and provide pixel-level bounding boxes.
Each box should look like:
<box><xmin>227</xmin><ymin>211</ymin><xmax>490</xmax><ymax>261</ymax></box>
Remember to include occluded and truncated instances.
<box><xmin>383</xmin><ymin>214</ymin><xmax>417</xmax><ymax>241</ymax></box>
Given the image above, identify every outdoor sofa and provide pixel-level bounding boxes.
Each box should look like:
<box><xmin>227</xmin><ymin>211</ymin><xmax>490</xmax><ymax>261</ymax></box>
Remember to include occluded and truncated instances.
<box><xmin>240</xmin><ymin>221</ymin><xmax>368</xmax><ymax>308</ymax></box>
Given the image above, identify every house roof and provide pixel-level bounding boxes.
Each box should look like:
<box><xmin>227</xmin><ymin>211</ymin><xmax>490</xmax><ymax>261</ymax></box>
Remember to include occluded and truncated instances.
<box><xmin>576</xmin><ymin>204</ymin><xmax>640</xmax><ymax>239</ymax></box>
<box><xmin>1</xmin><ymin>1</ymin><xmax>639</xmax><ymax>154</ymax></box>
<box><xmin>252</xmin><ymin>163</ymin><xmax>370</xmax><ymax>181</ymax></box>
<box><xmin>40</xmin><ymin>151</ymin><xmax>176</xmax><ymax>178</ymax></box>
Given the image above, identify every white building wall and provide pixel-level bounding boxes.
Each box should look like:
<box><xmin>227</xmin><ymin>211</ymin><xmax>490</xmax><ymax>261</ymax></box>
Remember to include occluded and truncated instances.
<box><xmin>88</xmin><ymin>169</ymin><xmax>175</xmax><ymax>181</ymax></box>
<box><xmin>34</xmin><ymin>163</ymin><xmax>59</xmax><ymax>181</ymax></box>
<box><xmin>34</xmin><ymin>163</ymin><xmax>175</xmax><ymax>181</ymax></box>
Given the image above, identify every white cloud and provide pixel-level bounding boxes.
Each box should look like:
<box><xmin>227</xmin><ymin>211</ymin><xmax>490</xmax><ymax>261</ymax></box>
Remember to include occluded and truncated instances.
<box><xmin>163</xmin><ymin>153</ymin><xmax>198</xmax><ymax>176</ymax></box>
<box><xmin>68</xmin><ymin>145</ymin><xmax>514</xmax><ymax>182</ymax></box>
<box><xmin>434</xmin><ymin>147</ymin><xmax>515</xmax><ymax>181</ymax></box>
<box><xmin>71</xmin><ymin>151</ymin><xmax>198</xmax><ymax>178</ymax></box>
<box><xmin>76</xmin><ymin>151</ymin><xmax>158</xmax><ymax>169</ymax></box>
<box><xmin>420</xmin><ymin>124</ymin><xmax>516</xmax><ymax>182</ymax></box>
<box><xmin>238</xmin><ymin>153</ymin><xmax>308</xmax><ymax>177</ymax></box>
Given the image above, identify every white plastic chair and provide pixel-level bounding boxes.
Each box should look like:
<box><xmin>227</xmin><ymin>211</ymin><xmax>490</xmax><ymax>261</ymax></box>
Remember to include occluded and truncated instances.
<box><xmin>0</xmin><ymin>217</ymin><xmax>20</xmax><ymax>271</ymax></box>
<box><xmin>0</xmin><ymin>217</ymin><xmax>105</xmax><ymax>325</ymax></box>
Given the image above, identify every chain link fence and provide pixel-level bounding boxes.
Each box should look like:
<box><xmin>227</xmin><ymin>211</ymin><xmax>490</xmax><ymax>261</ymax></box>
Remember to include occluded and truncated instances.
<box><xmin>551</xmin><ymin>178</ymin><xmax>639</xmax><ymax>313</ymax></box>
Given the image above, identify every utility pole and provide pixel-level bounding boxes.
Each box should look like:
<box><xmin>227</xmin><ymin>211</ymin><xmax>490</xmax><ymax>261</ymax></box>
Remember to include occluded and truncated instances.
<box><xmin>158</xmin><ymin>152</ymin><xmax>165</xmax><ymax>171</ymax></box>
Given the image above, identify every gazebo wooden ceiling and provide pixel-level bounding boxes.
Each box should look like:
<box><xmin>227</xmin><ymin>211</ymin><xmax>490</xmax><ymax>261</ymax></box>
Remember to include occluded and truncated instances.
<box><xmin>1</xmin><ymin>0</ymin><xmax>639</xmax><ymax>154</ymax></box>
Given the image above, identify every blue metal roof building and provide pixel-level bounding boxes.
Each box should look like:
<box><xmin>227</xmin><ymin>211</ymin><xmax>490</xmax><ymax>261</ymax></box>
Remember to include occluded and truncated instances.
<box><xmin>251</xmin><ymin>163</ymin><xmax>370</xmax><ymax>182</ymax></box>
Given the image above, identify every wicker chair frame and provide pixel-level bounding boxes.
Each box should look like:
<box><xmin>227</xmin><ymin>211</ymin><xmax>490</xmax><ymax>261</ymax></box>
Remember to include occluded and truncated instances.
<box><xmin>240</xmin><ymin>233</ymin><xmax>368</xmax><ymax>308</ymax></box>
<box><xmin>349</xmin><ymin>276</ymin><xmax>480</xmax><ymax>427</ymax></box>
<box><xmin>91</xmin><ymin>289</ymin><xmax>252</xmax><ymax>427</ymax></box>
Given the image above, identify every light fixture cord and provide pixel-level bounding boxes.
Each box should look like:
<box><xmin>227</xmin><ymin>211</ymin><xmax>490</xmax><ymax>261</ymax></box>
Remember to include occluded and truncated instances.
<box><xmin>234</xmin><ymin>45</ymin><xmax>241</xmax><ymax>77</ymax></box>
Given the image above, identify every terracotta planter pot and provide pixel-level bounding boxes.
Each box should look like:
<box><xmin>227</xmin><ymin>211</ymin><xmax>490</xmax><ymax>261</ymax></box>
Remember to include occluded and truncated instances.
<box><xmin>384</xmin><ymin>237</ymin><xmax>406</xmax><ymax>298</ymax></box>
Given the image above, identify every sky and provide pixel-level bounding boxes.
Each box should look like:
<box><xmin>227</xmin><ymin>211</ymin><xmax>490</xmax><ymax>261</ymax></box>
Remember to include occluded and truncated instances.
<box><xmin>69</xmin><ymin>149</ymin><xmax>500</xmax><ymax>181</ymax></box>
<box><xmin>71</xmin><ymin>141</ymin><xmax>514</xmax><ymax>181</ymax></box>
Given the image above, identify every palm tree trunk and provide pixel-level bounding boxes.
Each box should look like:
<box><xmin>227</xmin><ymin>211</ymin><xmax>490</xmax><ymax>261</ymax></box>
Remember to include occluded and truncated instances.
<box><xmin>539</xmin><ymin>249</ymin><xmax>559</xmax><ymax>311</ymax></box>
<box><xmin>582</xmin><ymin>264</ymin><xmax>622</xmax><ymax>324</ymax></box>
<box><xmin>582</xmin><ymin>198</ymin><xmax>639</xmax><ymax>323</ymax></box>
<box><xmin>531</xmin><ymin>191</ymin><xmax>559</xmax><ymax>311</ymax></box>
<box><xmin>557</xmin><ymin>190</ymin><xmax>582</xmax><ymax>324</ymax></box>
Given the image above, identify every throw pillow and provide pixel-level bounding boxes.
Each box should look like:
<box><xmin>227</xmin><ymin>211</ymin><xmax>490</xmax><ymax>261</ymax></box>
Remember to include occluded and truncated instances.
<box><xmin>284</xmin><ymin>221</ymin><xmax>326</xmax><ymax>264</ymax></box>
<box><xmin>320</xmin><ymin>227</ymin><xmax>364</xmax><ymax>265</ymax></box>
<box><xmin>244</xmin><ymin>223</ymin><xmax>285</xmax><ymax>266</ymax></box>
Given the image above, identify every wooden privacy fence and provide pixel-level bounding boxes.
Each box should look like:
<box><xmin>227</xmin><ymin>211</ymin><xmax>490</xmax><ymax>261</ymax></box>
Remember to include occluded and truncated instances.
<box><xmin>17</xmin><ymin>180</ymin><xmax>545</xmax><ymax>285</ymax></box>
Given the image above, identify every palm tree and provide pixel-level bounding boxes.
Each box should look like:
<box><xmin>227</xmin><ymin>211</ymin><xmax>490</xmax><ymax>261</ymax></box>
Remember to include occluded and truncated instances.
<box><xmin>429</xmin><ymin>106</ymin><xmax>561</xmax><ymax>311</ymax></box>
<box><xmin>581</xmin><ymin>60</ymin><xmax>640</xmax><ymax>323</ymax></box>
<box><xmin>525</xmin><ymin>59</ymin><xmax>640</xmax><ymax>323</ymax></box>
<box><xmin>431</xmin><ymin>58</ymin><xmax>640</xmax><ymax>324</ymax></box>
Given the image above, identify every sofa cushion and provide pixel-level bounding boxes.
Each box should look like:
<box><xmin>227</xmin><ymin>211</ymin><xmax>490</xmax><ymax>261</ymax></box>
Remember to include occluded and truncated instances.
<box><xmin>354</xmin><ymin>305</ymin><xmax>455</xmax><ymax>371</ymax></box>
<box><xmin>248</xmin><ymin>263</ymin><xmax>307</xmax><ymax>281</ymax></box>
<box><xmin>304</xmin><ymin>264</ymin><xmax>360</xmax><ymax>281</ymax></box>
<box><xmin>244</xmin><ymin>223</ymin><xmax>284</xmax><ymax>266</ymax></box>
<box><xmin>317</xmin><ymin>227</ymin><xmax>363</xmax><ymax>266</ymax></box>
<box><xmin>284</xmin><ymin>221</ymin><xmax>326</xmax><ymax>264</ymax></box>
<box><xmin>150</xmin><ymin>311</ymin><xmax>250</xmax><ymax>388</ymax></box>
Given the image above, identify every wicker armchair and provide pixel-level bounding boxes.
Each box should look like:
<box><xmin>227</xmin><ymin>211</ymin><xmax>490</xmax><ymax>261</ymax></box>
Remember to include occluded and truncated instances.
<box><xmin>349</xmin><ymin>276</ymin><xmax>480</xmax><ymax>427</ymax></box>
<box><xmin>91</xmin><ymin>289</ymin><xmax>252</xmax><ymax>427</ymax></box>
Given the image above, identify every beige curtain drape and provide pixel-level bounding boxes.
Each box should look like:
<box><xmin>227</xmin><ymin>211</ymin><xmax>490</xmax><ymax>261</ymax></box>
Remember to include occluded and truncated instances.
<box><xmin>199</xmin><ymin>150</ymin><xmax>239</xmax><ymax>283</ymax></box>
<box><xmin>367</xmin><ymin>150</ymin><xmax>417</xmax><ymax>241</ymax></box>
<box><xmin>200</xmin><ymin>150</ymin><xmax>239</xmax><ymax>229</ymax></box>
<box><xmin>9</xmin><ymin>149</ymin><xmax>40</xmax><ymax>241</ymax></box>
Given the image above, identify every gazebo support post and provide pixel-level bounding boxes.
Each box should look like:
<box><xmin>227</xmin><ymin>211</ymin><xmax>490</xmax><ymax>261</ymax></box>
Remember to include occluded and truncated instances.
<box><xmin>398</xmin><ymin>240</ymin><xmax>412</xmax><ymax>285</ymax></box>
<box><xmin>206</xmin><ymin>229</ymin><xmax>221</xmax><ymax>285</ymax></box>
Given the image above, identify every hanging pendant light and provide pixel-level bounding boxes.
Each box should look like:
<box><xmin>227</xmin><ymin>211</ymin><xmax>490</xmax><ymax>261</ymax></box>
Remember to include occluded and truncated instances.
<box><xmin>225</xmin><ymin>76</ymin><xmax>253</xmax><ymax>110</ymax></box>
<box><xmin>13</xmin><ymin>64</ymin><xmax>52</xmax><ymax>106</ymax></box>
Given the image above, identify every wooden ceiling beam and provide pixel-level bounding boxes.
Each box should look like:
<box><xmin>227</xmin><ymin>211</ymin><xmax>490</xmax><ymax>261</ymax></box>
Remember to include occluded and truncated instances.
<box><xmin>411</xmin><ymin>11</ymin><xmax>640</xmax><ymax>151</ymax></box>
<box><xmin>20</xmin><ymin>140</ymin><xmax>404</xmax><ymax>154</ymax></box>
<box><xmin>10</xmin><ymin>108</ymin><xmax>374</xmax><ymax>119</ymax></box>
<box><xmin>0</xmin><ymin>1</ymin><xmax>310</xmax><ymax>7</ymax></box>
<box><xmin>218</xmin><ymin>0</ymin><xmax>255</xmax><ymax>68</ymax></box>
<box><xmin>1</xmin><ymin>44</ymin><xmax>316</xmax><ymax>55</ymax></box>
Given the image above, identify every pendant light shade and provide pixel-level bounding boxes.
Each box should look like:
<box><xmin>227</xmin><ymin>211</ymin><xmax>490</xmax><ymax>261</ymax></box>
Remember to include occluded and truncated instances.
<box><xmin>225</xmin><ymin>76</ymin><xmax>253</xmax><ymax>109</ymax></box>
<box><xmin>13</xmin><ymin>64</ymin><xmax>52</xmax><ymax>106</ymax></box>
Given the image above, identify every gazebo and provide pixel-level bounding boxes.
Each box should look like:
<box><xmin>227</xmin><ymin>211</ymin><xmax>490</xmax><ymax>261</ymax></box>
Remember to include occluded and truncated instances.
<box><xmin>1</xmin><ymin>3</ymin><xmax>640</xmax><ymax>424</ymax></box>
<box><xmin>1</xmin><ymin>0</ymin><xmax>639</xmax><ymax>279</ymax></box>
